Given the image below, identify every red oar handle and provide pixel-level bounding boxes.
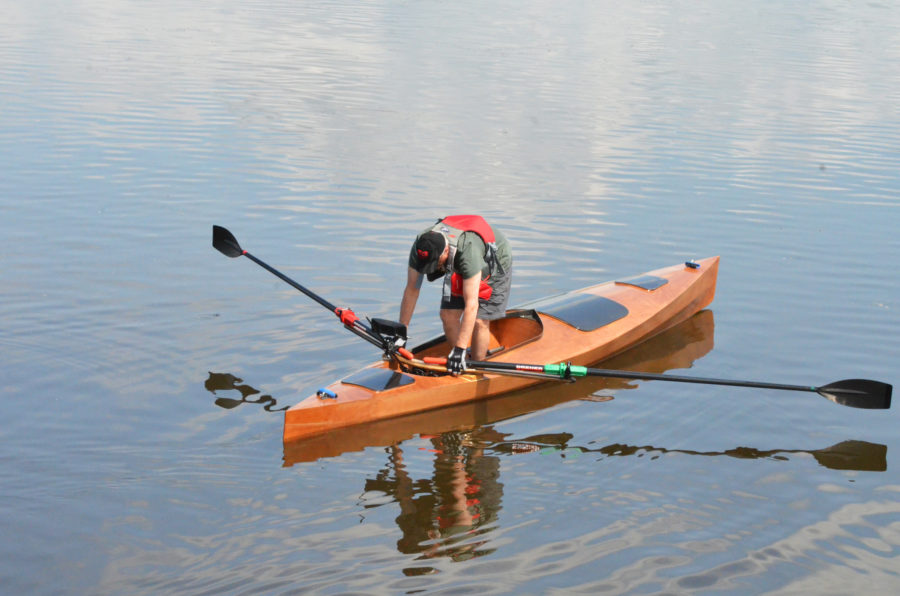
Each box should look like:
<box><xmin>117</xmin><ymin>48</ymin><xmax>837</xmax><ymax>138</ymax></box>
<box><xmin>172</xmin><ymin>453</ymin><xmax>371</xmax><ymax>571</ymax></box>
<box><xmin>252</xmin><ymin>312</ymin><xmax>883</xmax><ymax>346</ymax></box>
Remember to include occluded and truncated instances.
<box><xmin>335</xmin><ymin>307</ymin><xmax>360</xmax><ymax>326</ymax></box>
<box><xmin>424</xmin><ymin>357</ymin><xmax>447</xmax><ymax>365</ymax></box>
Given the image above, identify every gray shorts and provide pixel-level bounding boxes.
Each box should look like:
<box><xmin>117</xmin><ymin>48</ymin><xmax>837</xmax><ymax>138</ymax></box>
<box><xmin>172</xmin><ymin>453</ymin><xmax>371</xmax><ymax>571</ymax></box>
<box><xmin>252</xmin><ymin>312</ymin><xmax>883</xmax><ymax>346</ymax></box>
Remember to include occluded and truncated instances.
<box><xmin>440</xmin><ymin>265</ymin><xmax>512</xmax><ymax>320</ymax></box>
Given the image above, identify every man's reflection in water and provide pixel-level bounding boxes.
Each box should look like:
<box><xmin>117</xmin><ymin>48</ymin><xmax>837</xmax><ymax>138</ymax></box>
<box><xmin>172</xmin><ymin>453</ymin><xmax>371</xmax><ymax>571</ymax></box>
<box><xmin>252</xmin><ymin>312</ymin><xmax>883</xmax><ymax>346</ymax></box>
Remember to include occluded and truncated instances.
<box><xmin>365</xmin><ymin>429</ymin><xmax>505</xmax><ymax>563</ymax></box>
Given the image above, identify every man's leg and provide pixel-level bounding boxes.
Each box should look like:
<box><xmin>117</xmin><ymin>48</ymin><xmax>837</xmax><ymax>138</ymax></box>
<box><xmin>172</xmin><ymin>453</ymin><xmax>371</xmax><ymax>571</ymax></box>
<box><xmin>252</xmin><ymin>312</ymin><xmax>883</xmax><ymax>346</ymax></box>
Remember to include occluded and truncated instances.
<box><xmin>471</xmin><ymin>262</ymin><xmax>511</xmax><ymax>361</ymax></box>
<box><xmin>470</xmin><ymin>319</ymin><xmax>491</xmax><ymax>360</ymax></box>
<box><xmin>440</xmin><ymin>307</ymin><xmax>462</xmax><ymax>346</ymax></box>
<box><xmin>441</xmin><ymin>310</ymin><xmax>489</xmax><ymax>360</ymax></box>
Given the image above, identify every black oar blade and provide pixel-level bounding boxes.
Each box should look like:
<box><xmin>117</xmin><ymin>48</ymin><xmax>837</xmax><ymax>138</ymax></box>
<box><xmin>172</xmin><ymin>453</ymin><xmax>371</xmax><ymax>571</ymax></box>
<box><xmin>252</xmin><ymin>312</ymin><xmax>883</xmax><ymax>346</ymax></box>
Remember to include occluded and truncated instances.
<box><xmin>811</xmin><ymin>440</ymin><xmax>887</xmax><ymax>472</ymax></box>
<box><xmin>214</xmin><ymin>397</ymin><xmax>243</xmax><ymax>409</ymax></box>
<box><xmin>817</xmin><ymin>379</ymin><xmax>892</xmax><ymax>410</ymax></box>
<box><xmin>212</xmin><ymin>225</ymin><xmax>244</xmax><ymax>258</ymax></box>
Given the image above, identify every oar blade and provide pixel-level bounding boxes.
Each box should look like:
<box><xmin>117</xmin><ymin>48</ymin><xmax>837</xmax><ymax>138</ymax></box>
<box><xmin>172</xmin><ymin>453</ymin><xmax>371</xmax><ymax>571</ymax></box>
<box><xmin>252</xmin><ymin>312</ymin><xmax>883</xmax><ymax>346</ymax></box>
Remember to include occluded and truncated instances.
<box><xmin>212</xmin><ymin>225</ymin><xmax>244</xmax><ymax>258</ymax></box>
<box><xmin>817</xmin><ymin>379</ymin><xmax>892</xmax><ymax>410</ymax></box>
<box><xmin>214</xmin><ymin>397</ymin><xmax>243</xmax><ymax>409</ymax></box>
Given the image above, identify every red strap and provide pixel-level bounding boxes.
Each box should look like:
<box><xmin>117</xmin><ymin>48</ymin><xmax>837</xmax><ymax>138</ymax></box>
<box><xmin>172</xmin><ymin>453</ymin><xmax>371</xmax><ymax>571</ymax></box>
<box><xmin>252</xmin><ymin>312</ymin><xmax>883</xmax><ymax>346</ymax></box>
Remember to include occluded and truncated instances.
<box><xmin>450</xmin><ymin>272</ymin><xmax>493</xmax><ymax>299</ymax></box>
<box><xmin>335</xmin><ymin>307</ymin><xmax>359</xmax><ymax>326</ymax></box>
<box><xmin>440</xmin><ymin>215</ymin><xmax>496</xmax><ymax>243</ymax></box>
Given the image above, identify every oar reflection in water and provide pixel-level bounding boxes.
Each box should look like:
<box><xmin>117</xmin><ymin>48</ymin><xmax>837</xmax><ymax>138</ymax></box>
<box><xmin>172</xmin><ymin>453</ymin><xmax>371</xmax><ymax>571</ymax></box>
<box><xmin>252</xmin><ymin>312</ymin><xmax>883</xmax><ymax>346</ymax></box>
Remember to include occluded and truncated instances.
<box><xmin>204</xmin><ymin>372</ymin><xmax>288</xmax><ymax>412</ymax></box>
<box><xmin>488</xmin><ymin>435</ymin><xmax>887</xmax><ymax>472</ymax></box>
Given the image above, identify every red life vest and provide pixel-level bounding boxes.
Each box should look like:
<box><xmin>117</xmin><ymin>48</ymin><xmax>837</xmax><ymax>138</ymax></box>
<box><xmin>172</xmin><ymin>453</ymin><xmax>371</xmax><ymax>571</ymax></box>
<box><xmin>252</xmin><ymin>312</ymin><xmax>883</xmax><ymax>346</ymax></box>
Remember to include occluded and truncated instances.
<box><xmin>430</xmin><ymin>215</ymin><xmax>500</xmax><ymax>300</ymax></box>
<box><xmin>439</xmin><ymin>215</ymin><xmax>496</xmax><ymax>243</ymax></box>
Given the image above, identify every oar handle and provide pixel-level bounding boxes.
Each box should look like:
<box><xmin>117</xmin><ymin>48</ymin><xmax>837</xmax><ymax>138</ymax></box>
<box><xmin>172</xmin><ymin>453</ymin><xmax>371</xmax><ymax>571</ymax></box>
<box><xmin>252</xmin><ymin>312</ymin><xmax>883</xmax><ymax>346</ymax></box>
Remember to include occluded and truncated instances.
<box><xmin>421</xmin><ymin>357</ymin><xmax>562</xmax><ymax>380</ymax></box>
<box><xmin>422</xmin><ymin>356</ymin><xmax>588</xmax><ymax>379</ymax></box>
<box><xmin>425</xmin><ymin>358</ymin><xmax>582</xmax><ymax>378</ymax></box>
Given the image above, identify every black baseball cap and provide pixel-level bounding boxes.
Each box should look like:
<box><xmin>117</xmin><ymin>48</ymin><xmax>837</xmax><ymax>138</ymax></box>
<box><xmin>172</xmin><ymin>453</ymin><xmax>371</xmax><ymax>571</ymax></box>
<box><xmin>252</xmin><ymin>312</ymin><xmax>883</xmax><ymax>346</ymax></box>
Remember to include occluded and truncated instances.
<box><xmin>414</xmin><ymin>231</ymin><xmax>446</xmax><ymax>279</ymax></box>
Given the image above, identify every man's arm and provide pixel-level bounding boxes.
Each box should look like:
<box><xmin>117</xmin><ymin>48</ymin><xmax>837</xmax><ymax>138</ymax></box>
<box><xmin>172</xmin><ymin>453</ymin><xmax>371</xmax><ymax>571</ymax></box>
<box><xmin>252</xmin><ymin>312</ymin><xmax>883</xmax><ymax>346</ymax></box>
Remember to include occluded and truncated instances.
<box><xmin>454</xmin><ymin>274</ymin><xmax>481</xmax><ymax>349</ymax></box>
<box><xmin>399</xmin><ymin>266</ymin><xmax>423</xmax><ymax>327</ymax></box>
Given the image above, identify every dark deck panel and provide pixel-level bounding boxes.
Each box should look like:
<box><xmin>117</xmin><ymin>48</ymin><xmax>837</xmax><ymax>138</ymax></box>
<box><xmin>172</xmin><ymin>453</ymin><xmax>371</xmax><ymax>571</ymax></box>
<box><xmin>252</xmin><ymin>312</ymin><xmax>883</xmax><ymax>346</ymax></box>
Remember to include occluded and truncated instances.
<box><xmin>522</xmin><ymin>293</ymin><xmax>629</xmax><ymax>331</ymax></box>
<box><xmin>615</xmin><ymin>274</ymin><xmax>668</xmax><ymax>291</ymax></box>
<box><xmin>341</xmin><ymin>368</ymin><xmax>416</xmax><ymax>392</ymax></box>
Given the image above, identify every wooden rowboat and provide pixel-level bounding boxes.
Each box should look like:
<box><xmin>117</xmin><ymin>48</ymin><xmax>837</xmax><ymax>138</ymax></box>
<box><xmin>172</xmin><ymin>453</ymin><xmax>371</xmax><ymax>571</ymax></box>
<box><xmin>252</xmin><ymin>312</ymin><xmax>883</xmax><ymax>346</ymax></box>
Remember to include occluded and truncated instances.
<box><xmin>283</xmin><ymin>308</ymin><xmax>716</xmax><ymax>464</ymax></box>
<box><xmin>283</xmin><ymin>256</ymin><xmax>720</xmax><ymax>443</ymax></box>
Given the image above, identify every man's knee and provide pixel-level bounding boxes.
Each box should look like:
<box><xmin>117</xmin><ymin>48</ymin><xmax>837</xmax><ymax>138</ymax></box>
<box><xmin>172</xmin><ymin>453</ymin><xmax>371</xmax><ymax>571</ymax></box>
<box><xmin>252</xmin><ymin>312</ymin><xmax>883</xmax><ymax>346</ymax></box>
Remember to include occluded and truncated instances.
<box><xmin>440</xmin><ymin>309</ymin><xmax>459</xmax><ymax>325</ymax></box>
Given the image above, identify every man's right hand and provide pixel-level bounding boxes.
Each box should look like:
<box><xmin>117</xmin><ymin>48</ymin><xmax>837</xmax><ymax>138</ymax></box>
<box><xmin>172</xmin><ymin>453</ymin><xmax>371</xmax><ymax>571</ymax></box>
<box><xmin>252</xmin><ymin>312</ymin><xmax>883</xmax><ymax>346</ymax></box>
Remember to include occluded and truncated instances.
<box><xmin>447</xmin><ymin>346</ymin><xmax>467</xmax><ymax>376</ymax></box>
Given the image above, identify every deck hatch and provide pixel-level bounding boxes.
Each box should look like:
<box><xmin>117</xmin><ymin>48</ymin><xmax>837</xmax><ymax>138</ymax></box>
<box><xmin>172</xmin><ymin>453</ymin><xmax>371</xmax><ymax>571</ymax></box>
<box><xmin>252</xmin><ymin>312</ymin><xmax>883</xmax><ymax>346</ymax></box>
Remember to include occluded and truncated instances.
<box><xmin>341</xmin><ymin>368</ymin><xmax>415</xmax><ymax>392</ymax></box>
<box><xmin>523</xmin><ymin>293</ymin><xmax>629</xmax><ymax>331</ymax></box>
<box><xmin>615</xmin><ymin>274</ymin><xmax>668</xmax><ymax>291</ymax></box>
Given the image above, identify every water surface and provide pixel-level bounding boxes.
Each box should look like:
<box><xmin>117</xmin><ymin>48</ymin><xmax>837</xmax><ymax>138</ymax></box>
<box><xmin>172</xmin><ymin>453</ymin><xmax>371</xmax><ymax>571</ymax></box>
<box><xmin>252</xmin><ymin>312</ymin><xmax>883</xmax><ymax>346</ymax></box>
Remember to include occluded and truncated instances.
<box><xmin>2</xmin><ymin>1</ymin><xmax>899</xmax><ymax>594</ymax></box>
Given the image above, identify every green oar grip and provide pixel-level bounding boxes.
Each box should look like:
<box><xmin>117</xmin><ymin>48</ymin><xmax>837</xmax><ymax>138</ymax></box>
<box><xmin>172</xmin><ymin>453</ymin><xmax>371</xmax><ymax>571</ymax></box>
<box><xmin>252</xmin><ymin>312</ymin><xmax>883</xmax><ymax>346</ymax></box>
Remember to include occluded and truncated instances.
<box><xmin>544</xmin><ymin>363</ymin><xmax>587</xmax><ymax>379</ymax></box>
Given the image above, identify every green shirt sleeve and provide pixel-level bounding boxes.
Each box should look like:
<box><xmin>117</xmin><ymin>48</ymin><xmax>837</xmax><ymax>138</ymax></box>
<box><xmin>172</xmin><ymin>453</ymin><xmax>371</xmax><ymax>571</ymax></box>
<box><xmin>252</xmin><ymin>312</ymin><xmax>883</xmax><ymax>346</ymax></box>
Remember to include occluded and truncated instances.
<box><xmin>453</xmin><ymin>232</ymin><xmax>487</xmax><ymax>279</ymax></box>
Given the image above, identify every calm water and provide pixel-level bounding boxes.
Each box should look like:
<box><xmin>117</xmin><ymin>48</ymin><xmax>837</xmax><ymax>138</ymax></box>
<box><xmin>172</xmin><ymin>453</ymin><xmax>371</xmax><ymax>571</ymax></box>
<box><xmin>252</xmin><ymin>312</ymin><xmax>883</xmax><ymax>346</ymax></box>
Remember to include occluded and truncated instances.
<box><xmin>2</xmin><ymin>1</ymin><xmax>899</xmax><ymax>593</ymax></box>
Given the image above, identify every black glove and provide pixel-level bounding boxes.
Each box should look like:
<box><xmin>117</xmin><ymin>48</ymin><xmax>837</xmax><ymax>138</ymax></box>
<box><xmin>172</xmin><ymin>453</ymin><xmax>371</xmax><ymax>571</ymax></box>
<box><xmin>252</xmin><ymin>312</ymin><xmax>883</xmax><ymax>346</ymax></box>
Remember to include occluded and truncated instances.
<box><xmin>390</xmin><ymin>334</ymin><xmax>407</xmax><ymax>354</ymax></box>
<box><xmin>371</xmin><ymin>318</ymin><xmax>407</xmax><ymax>354</ymax></box>
<box><xmin>447</xmin><ymin>346</ymin><xmax>467</xmax><ymax>375</ymax></box>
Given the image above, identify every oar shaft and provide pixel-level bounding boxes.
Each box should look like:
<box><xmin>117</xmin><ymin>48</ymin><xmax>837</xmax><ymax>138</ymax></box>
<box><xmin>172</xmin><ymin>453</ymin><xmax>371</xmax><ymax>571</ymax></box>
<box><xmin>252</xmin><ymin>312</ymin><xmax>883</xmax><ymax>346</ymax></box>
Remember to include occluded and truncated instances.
<box><xmin>242</xmin><ymin>252</ymin><xmax>339</xmax><ymax>313</ymax></box>
<box><xmin>583</xmin><ymin>367</ymin><xmax>818</xmax><ymax>393</ymax></box>
<box><xmin>461</xmin><ymin>359</ymin><xmax>889</xmax><ymax>409</ymax></box>
<box><xmin>217</xmin><ymin>231</ymin><xmax>384</xmax><ymax>349</ymax></box>
<box><xmin>466</xmin><ymin>360</ymin><xmax>822</xmax><ymax>393</ymax></box>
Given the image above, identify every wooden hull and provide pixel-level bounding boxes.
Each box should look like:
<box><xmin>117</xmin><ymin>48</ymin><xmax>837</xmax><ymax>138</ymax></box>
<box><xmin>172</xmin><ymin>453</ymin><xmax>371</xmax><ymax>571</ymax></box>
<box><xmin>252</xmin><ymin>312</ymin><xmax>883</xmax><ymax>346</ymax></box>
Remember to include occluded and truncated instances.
<box><xmin>283</xmin><ymin>308</ymin><xmax>715</xmax><ymax>464</ymax></box>
<box><xmin>284</xmin><ymin>257</ymin><xmax>719</xmax><ymax>444</ymax></box>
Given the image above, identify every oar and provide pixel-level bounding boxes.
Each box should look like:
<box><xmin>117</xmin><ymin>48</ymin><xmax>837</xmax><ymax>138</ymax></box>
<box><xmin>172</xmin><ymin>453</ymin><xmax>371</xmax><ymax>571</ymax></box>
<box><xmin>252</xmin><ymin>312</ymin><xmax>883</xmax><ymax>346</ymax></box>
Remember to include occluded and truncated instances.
<box><xmin>212</xmin><ymin>225</ymin><xmax>385</xmax><ymax>350</ymax></box>
<box><xmin>423</xmin><ymin>357</ymin><xmax>891</xmax><ymax>410</ymax></box>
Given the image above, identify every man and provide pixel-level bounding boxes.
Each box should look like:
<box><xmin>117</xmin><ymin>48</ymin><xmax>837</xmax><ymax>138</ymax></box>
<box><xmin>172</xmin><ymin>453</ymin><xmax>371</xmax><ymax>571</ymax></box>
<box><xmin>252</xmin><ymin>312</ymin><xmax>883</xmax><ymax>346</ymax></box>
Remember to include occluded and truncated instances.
<box><xmin>399</xmin><ymin>215</ymin><xmax>513</xmax><ymax>375</ymax></box>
